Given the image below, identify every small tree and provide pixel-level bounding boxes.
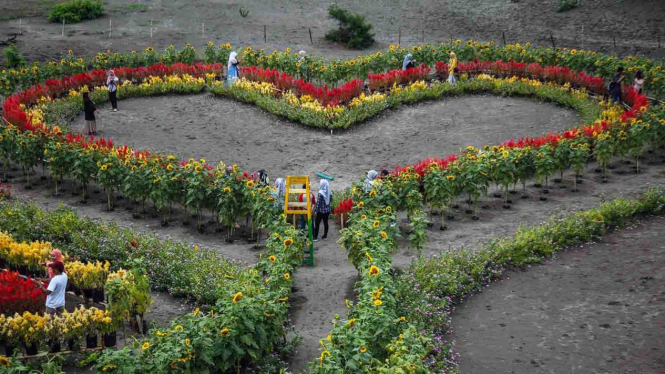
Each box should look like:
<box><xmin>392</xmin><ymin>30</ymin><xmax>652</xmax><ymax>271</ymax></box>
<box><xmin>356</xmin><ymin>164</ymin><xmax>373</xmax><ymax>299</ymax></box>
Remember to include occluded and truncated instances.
<box><xmin>325</xmin><ymin>5</ymin><xmax>375</xmax><ymax>49</ymax></box>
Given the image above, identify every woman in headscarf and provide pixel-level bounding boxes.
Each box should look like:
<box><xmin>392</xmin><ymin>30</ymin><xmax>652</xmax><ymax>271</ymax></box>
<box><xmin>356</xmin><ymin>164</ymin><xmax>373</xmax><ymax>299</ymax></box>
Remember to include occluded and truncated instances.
<box><xmin>106</xmin><ymin>69</ymin><xmax>119</xmax><ymax>112</ymax></box>
<box><xmin>313</xmin><ymin>179</ymin><xmax>331</xmax><ymax>241</ymax></box>
<box><xmin>402</xmin><ymin>53</ymin><xmax>415</xmax><ymax>70</ymax></box>
<box><xmin>448</xmin><ymin>52</ymin><xmax>457</xmax><ymax>85</ymax></box>
<box><xmin>44</xmin><ymin>249</ymin><xmax>65</xmax><ymax>279</ymax></box>
<box><xmin>272</xmin><ymin>178</ymin><xmax>286</xmax><ymax>209</ymax></box>
<box><xmin>363</xmin><ymin>170</ymin><xmax>378</xmax><ymax>193</ymax></box>
<box><xmin>82</xmin><ymin>92</ymin><xmax>97</xmax><ymax>135</ymax></box>
<box><xmin>227</xmin><ymin>51</ymin><xmax>240</xmax><ymax>86</ymax></box>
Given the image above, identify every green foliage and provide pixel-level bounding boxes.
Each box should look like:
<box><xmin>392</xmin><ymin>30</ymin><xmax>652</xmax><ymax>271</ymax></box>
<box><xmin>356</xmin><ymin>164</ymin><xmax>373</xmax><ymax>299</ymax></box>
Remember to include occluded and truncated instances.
<box><xmin>558</xmin><ymin>0</ymin><xmax>580</xmax><ymax>12</ymax></box>
<box><xmin>325</xmin><ymin>5</ymin><xmax>375</xmax><ymax>49</ymax></box>
<box><xmin>47</xmin><ymin>0</ymin><xmax>105</xmax><ymax>23</ymax></box>
<box><xmin>396</xmin><ymin>188</ymin><xmax>665</xmax><ymax>371</ymax></box>
<box><xmin>3</xmin><ymin>44</ymin><xmax>26</xmax><ymax>68</ymax></box>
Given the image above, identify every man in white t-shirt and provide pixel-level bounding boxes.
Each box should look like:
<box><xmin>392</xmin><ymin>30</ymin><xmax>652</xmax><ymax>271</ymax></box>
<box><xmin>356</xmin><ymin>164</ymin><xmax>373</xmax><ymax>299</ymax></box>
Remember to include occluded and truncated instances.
<box><xmin>33</xmin><ymin>261</ymin><xmax>68</xmax><ymax>315</ymax></box>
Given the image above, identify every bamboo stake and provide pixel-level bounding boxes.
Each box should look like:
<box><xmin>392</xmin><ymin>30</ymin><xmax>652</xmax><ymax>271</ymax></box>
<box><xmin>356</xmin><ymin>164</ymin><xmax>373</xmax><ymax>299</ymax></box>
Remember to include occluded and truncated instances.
<box><xmin>62</xmin><ymin>18</ymin><xmax>65</xmax><ymax>37</ymax></box>
<box><xmin>19</xmin><ymin>18</ymin><xmax>22</xmax><ymax>35</ymax></box>
<box><xmin>202</xmin><ymin>22</ymin><xmax>205</xmax><ymax>37</ymax></box>
<box><xmin>309</xmin><ymin>27</ymin><xmax>313</xmax><ymax>44</ymax></box>
<box><xmin>398</xmin><ymin>27</ymin><xmax>401</xmax><ymax>45</ymax></box>
<box><xmin>264</xmin><ymin>25</ymin><xmax>267</xmax><ymax>43</ymax></box>
<box><xmin>109</xmin><ymin>19</ymin><xmax>112</xmax><ymax>39</ymax></box>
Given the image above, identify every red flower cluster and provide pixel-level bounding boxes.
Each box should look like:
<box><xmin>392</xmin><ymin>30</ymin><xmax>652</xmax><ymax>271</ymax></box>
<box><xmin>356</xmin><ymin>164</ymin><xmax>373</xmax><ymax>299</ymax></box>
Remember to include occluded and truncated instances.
<box><xmin>238</xmin><ymin>66</ymin><xmax>363</xmax><ymax>106</ymax></box>
<box><xmin>367</xmin><ymin>64</ymin><xmax>431</xmax><ymax>91</ymax></box>
<box><xmin>0</xmin><ymin>181</ymin><xmax>11</xmax><ymax>200</ymax></box>
<box><xmin>0</xmin><ymin>271</ymin><xmax>45</xmax><ymax>315</ymax></box>
<box><xmin>435</xmin><ymin>59</ymin><xmax>607</xmax><ymax>94</ymax></box>
<box><xmin>3</xmin><ymin>62</ymin><xmax>221</xmax><ymax>131</ymax></box>
<box><xmin>393</xmin><ymin>155</ymin><xmax>458</xmax><ymax>178</ymax></box>
<box><xmin>334</xmin><ymin>198</ymin><xmax>354</xmax><ymax>216</ymax></box>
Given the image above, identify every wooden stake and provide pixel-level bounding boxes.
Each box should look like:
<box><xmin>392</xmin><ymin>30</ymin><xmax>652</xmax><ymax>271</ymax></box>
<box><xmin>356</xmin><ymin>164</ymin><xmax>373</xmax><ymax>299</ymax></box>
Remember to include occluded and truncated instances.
<box><xmin>550</xmin><ymin>32</ymin><xmax>555</xmax><ymax>48</ymax></box>
<box><xmin>309</xmin><ymin>27</ymin><xmax>313</xmax><ymax>44</ymax></box>
<box><xmin>659</xmin><ymin>35</ymin><xmax>661</xmax><ymax>49</ymax></box>
<box><xmin>109</xmin><ymin>19</ymin><xmax>112</xmax><ymax>39</ymax></box>
<box><xmin>264</xmin><ymin>25</ymin><xmax>266</xmax><ymax>43</ymax></box>
<box><xmin>62</xmin><ymin>18</ymin><xmax>65</xmax><ymax>37</ymax></box>
<box><xmin>19</xmin><ymin>18</ymin><xmax>22</xmax><ymax>35</ymax></box>
<box><xmin>613</xmin><ymin>36</ymin><xmax>616</xmax><ymax>50</ymax></box>
<box><xmin>421</xmin><ymin>29</ymin><xmax>425</xmax><ymax>44</ymax></box>
<box><xmin>502</xmin><ymin>31</ymin><xmax>506</xmax><ymax>46</ymax></box>
<box><xmin>202</xmin><ymin>22</ymin><xmax>205</xmax><ymax>37</ymax></box>
<box><xmin>150</xmin><ymin>20</ymin><xmax>153</xmax><ymax>45</ymax></box>
<box><xmin>398</xmin><ymin>27</ymin><xmax>401</xmax><ymax>45</ymax></box>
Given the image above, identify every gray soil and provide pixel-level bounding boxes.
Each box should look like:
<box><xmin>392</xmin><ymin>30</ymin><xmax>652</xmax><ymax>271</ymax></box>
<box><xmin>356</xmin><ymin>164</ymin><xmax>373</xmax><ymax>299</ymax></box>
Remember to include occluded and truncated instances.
<box><xmin>1</xmin><ymin>0</ymin><xmax>665</xmax><ymax>65</ymax></box>
<box><xmin>451</xmin><ymin>216</ymin><xmax>665</xmax><ymax>374</ymax></box>
<box><xmin>72</xmin><ymin>93</ymin><xmax>581</xmax><ymax>190</ymax></box>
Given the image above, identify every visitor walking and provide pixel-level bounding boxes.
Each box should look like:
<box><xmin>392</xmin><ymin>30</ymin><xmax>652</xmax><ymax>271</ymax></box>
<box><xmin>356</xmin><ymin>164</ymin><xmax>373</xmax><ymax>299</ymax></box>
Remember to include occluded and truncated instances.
<box><xmin>363</xmin><ymin>170</ymin><xmax>378</xmax><ymax>192</ymax></box>
<box><xmin>298</xmin><ymin>184</ymin><xmax>316</xmax><ymax>232</ymax></box>
<box><xmin>313</xmin><ymin>179</ymin><xmax>331</xmax><ymax>241</ymax></box>
<box><xmin>402</xmin><ymin>53</ymin><xmax>415</xmax><ymax>70</ymax></box>
<box><xmin>227</xmin><ymin>51</ymin><xmax>240</xmax><ymax>85</ymax></box>
<box><xmin>106</xmin><ymin>70</ymin><xmax>119</xmax><ymax>112</ymax></box>
<box><xmin>44</xmin><ymin>249</ymin><xmax>65</xmax><ymax>279</ymax></box>
<box><xmin>272</xmin><ymin>178</ymin><xmax>286</xmax><ymax>209</ymax></box>
<box><xmin>610</xmin><ymin>67</ymin><xmax>624</xmax><ymax>104</ymax></box>
<box><xmin>32</xmin><ymin>261</ymin><xmax>68</xmax><ymax>316</ymax></box>
<box><xmin>257</xmin><ymin>169</ymin><xmax>270</xmax><ymax>188</ymax></box>
<box><xmin>633</xmin><ymin>70</ymin><xmax>645</xmax><ymax>94</ymax></box>
<box><xmin>83</xmin><ymin>92</ymin><xmax>97</xmax><ymax>135</ymax></box>
<box><xmin>448</xmin><ymin>52</ymin><xmax>458</xmax><ymax>85</ymax></box>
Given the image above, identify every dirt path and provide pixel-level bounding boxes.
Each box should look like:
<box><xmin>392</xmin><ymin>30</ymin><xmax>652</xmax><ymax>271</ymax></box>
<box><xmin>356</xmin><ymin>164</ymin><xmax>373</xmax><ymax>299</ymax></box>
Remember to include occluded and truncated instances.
<box><xmin>1</xmin><ymin>0</ymin><xmax>664</xmax><ymax>63</ymax></box>
<box><xmin>72</xmin><ymin>93</ymin><xmax>580</xmax><ymax>190</ymax></box>
<box><xmin>450</xmin><ymin>217</ymin><xmax>665</xmax><ymax>374</ymax></box>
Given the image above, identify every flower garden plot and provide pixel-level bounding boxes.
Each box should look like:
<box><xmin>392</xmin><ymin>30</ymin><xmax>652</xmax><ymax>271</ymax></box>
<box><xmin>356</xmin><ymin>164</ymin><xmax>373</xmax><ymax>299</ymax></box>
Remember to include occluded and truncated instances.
<box><xmin>1</xmin><ymin>41</ymin><xmax>664</xmax><ymax>372</ymax></box>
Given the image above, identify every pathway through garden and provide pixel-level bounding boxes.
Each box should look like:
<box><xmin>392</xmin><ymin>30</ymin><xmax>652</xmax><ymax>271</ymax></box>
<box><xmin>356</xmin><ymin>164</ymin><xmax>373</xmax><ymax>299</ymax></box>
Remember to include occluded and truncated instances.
<box><xmin>450</xmin><ymin>216</ymin><xmax>665</xmax><ymax>374</ymax></box>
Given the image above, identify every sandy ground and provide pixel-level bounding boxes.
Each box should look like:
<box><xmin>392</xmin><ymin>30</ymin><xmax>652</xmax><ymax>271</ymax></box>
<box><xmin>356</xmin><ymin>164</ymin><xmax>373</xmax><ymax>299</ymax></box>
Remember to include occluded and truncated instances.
<box><xmin>1</xmin><ymin>0</ymin><xmax>664</xmax><ymax>65</ymax></box>
<box><xmin>72</xmin><ymin>93</ymin><xmax>581</xmax><ymax>190</ymax></box>
<box><xmin>451</xmin><ymin>217</ymin><xmax>665</xmax><ymax>374</ymax></box>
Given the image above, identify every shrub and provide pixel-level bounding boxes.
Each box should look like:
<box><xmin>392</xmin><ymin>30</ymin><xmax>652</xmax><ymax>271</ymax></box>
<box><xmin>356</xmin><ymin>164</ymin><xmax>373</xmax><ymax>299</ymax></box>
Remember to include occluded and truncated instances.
<box><xmin>47</xmin><ymin>0</ymin><xmax>105</xmax><ymax>23</ymax></box>
<box><xmin>558</xmin><ymin>0</ymin><xmax>579</xmax><ymax>12</ymax></box>
<box><xmin>3</xmin><ymin>44</ymin><xmax>25</xmax><ymax>68</ymax></box>
<box><xmin>324</xmin><ymin>5</ymin><xmax>375</xmax><ymax>49</ymax></box>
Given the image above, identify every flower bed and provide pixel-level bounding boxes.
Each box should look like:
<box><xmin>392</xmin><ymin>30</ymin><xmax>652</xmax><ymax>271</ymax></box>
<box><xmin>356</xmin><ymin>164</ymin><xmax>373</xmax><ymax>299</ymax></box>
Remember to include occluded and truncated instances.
<box><xmin>396</xmin><ymin>187</ymin><xmax>665</xmax><ymax>371</ymax></box>
<box><xmin>0</xmin><ymin>271</ymin><xmax>45</xmax><ymax>315</ymax></box>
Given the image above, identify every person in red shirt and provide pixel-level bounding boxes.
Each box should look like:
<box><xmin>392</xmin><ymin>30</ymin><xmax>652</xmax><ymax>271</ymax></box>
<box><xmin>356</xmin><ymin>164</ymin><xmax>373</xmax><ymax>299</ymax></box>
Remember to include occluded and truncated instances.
<box><xmin>298</xmin><ymin>184</ymin><xmax>315</xmax><ymax>232</ymax></box>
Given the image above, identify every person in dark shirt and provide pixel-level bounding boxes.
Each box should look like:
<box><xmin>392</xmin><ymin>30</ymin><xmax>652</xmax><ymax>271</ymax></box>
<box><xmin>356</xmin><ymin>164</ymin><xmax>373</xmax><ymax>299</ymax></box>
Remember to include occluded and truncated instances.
<box><xmin>313</xmin><ymin>179</ymin><xmax>331</xmax><ymax>241</ymax></box>
<box><xmin>83</xmin><ymin>92</ymin><xmax>97</xmax><ymax>135</ymax></box>
<box><xmin>610</xmin><ymin>67</ymin><xmax>624</xmax><ymax>105</ymax></box>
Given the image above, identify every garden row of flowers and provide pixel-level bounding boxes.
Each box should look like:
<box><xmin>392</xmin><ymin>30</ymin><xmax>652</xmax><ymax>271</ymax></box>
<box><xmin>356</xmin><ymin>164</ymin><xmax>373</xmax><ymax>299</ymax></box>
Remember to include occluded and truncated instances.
<box><xmin>1</xmin><ymin>41</ymin><xmax>663</xmax><ymax>372</ymax></box>
<box><xmin>1</xmin><ymin>40</ymin><xmax>664</xmax><ymax>101</ymax></box>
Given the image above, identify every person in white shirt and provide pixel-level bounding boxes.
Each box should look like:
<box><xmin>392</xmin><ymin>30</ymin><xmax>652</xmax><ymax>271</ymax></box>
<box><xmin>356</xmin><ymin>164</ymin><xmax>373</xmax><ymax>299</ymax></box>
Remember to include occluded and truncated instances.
<box><xmin>633</xmin><ymin>70</ymin><xmax>645</xmax><ymax>94</ymax></box>
<box><xmin>107</xmin><ymin>70</ymin><xmax>119</xmax><ymax>112</ymax></box>
<box><xmin>33</xmin><ymin>261</ymin><xmax>68</xmax><ymax>315</ymax></box>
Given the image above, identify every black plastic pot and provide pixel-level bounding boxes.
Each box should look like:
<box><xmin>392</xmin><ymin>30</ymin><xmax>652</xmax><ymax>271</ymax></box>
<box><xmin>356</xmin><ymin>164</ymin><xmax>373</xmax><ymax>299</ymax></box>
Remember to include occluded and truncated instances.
<box><xmin>24</xmin><ymin>342</ymin><xmax>38</xmax><ymax>356</ymax></box>
<box><xmin>4</xmin><ymin>343</ymin><xmax>18</xmax><ymax>356</ymax></box>
<box><xmin>93</xmin><ymin>288</ymin><xmax>105</xmax><ymax>303</ymax></box>
<box><xmin>83</xmin><ymin>289</ymin><xmax>94</xmax><ymax>300</ymax></box>
<box><xmin>86</xmin><ymin>334</ymin><xmax>98</xmax><ymax>349</ymax></box>
<box><xmin>67</xmin><ymin>338</ymin><xmax>78</xmax><ymax>351</ymax></box>
<box><xmin>49</xmin><ymin>340</ymin><xmax>61</xmax><ymax>353</ymax></box>
<box><xmin>103</xmin><ymin>332</ymin><xmax>116</xmax><ymax>348</ymax></box>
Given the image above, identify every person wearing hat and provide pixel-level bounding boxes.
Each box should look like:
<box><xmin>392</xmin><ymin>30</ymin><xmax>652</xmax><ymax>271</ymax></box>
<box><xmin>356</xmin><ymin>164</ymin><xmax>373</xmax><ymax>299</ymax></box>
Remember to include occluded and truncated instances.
<box><xmin>32</xmin><ymin>261</ymin><xmax>68</xmax><ymax>316</ymax></box>
<box><xmin>44</xmin><ymin>249</ymin><xmax>65</xmax><ymax>279</ymax></box>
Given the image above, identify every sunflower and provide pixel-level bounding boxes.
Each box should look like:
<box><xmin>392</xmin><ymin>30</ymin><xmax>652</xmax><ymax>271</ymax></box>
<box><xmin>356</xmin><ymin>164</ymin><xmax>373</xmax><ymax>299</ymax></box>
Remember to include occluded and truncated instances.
<box><xmin>368</xmin><ymin>265</ymin><xmax>380</xmax><ymax>276</ymax></box>
<box><xmin>446</xmin><ymin>175</ymin><xmax>455</xmax><ymax>181</ymax></box>
<box><xmin>361</xmin><ymin>214</ymin><xmax>367</xmax><ymax>219</ymax></box>
<box><xmin>385</xmin><ymin>206</ymin><xmax>392</xmax><ymax>213</ymax></box>
<box><xmin>219</xmin><ymin>328</ymin><xmax>229</xmax><ymax>336</ymax></box>
<box><xmin>360</xmin><ymin>346</ymin><xmax>367</xmax><ymax>353</ymax></box>
<box><xmin>357</xmin><ymin>201</ymin><xmax>364</xmax><ymax>209</ymax></box>
<box><xmin>246</xmin><ymin>180</ymin><xmax>255</xmax><ymax>188</ymax></box>
<box><xmin>269</xmin><ymin>255</ymin><xmax>276</xmax><ymax>262</ymax></box>
<box><xmin>345</xmin><ymin>299</ymin><xmax>351</xmax><ymax>308</ymax></box>
<box><xmin>100</xmin><ymin>164</ymin><xmax>108</xmax><ymax>171</ymax></box>
<box><xmin>192</xmin><ymin>308</ymin><xmax>199</xmax><ymax>317</ymax></box>
<box><xmin>0</xmin><ymin>356</ymin><xmax>10</xmax><ymax>366</ymax></box>
<box><xmin>347</xmin><ymin>318</ymin><xmax>356</xmax><ymax>327</ymax></box>
<box><xmin>373</xmin><ymin>299</ymin><xmax>382</xmax><ymax>306</ymax></box>
<box><xmin>283</xmin><ymin>238</ymin><xmax>293</xmax><ymax>246</ymax></box>
<box><xmin>372</xmin><ymin>220</ymin><xmax>380</xmax><ymax>228</ymax></box>
<box><xmin>365</xmin><ymin>252</ymin><xmax>373</xmax><ymax>262</ymax></box>
<box><xmin>380</xmin><ymin>231</ymin><xmax>388</xmax><ymax>239</ymax></box>
<box><xmin>232</xmin><ymin>292</ymin><xmax>243</xmax><ymax>303</ymax></box>
<box><xmin>284</xmin><ymin>273</ymin><xmax>290</xmax><ymax>280</ymax></box>
<box><xmin>142</xmin><ymin>342</ymin><xmax>150</xmax><ymax>350</ymax></box>
<box><xmin>223</xmin><ymin>187</ymin><xmax>231</xmax><ymax>193</ymax></box>
<box><xmin>166</xmin><ymin>164</ymin><xmax>174</xmax><ymax>171</ymax></box>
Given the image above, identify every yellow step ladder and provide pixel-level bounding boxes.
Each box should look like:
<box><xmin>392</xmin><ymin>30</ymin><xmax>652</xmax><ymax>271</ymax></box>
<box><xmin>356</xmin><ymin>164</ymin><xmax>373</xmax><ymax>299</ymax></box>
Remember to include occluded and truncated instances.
<box><xmin>284</xmin><ymin>175</ymin><xmax>314</xmax><ymax>267</ymax></box>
